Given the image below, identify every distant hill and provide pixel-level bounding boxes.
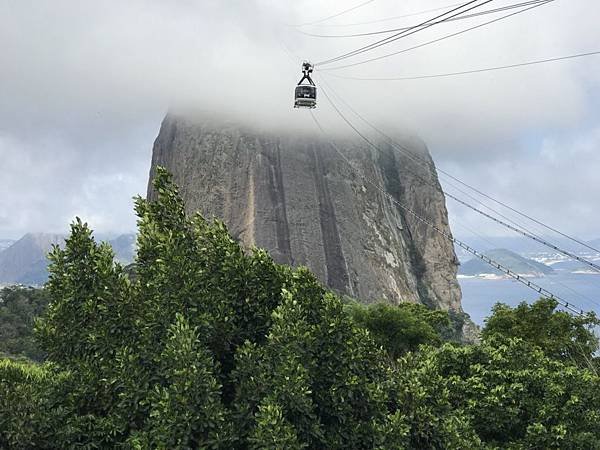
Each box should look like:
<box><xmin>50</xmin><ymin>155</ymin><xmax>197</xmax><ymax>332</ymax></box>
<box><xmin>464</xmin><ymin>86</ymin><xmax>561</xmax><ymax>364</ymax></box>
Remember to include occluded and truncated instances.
<box><xmin>0</xmin><ymin>233</ymin><xmax>136</xmax><ymax>286</ymax></box>
<box><xmin>459</xmin><ymin>249</ymin><xmax>554</xmax><ymax>277</ymax></box>
<box><xmin>549</xmin><ymin>259</ymin><xmax>599</xmax><ymax>273</ymax></box>
<box><xmin>0</xmin><ymin>233</ymin><xmax>64</xmax><ymax>285</ymax></box>
<box><xmin>110</xmin><ymin>234</ymin><xmax>136</xmax><ymax>264</ymax></box>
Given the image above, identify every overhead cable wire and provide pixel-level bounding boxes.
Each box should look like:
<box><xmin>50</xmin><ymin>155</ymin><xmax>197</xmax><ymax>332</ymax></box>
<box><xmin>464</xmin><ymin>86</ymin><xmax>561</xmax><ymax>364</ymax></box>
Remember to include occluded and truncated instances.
<box><xmin>319</xmin><ymin>0</ymin><xmax>553</xmax><ymax>71</ymax></box>
<box><xmin>319</xmin><ymin>75</ymin><xmax>600</xmax><ymax>255</ymax></box>
<box><xmin>315</xmin><ymin>0</ymin><xmax>488</xmax><ymax>66</ymax></box>
<box><xmin>315</xmin><ymin>0</ymin><xmax>490</xmax><ymax>67</ymax></box>
<box><xmin>296</xmin><ymin>0</ymin><xmax>377</xmax><ymax>27</ymax></box>
<box><xmin>316</xmin><ymin>79</ymin><xmax>600</xmax><ymax>274</ymax></box>
<box><xmin>309</xmin><ymin>100</ymin><xmax>587</xmax><ymax>316</ymax></box>
<box><xmin>299</xmin><ymin>2</ymin><xmax>465</xmax><ymax>28</ymax></box>
<box><xmin>299</xmin><ymin>0</ymin><xmax>546</xmax><ymax>38</ymax></box>
<box><xmin>326</xmin><ymin>50</ymin><xmax>600</xmax><ymax>80</ymax></box>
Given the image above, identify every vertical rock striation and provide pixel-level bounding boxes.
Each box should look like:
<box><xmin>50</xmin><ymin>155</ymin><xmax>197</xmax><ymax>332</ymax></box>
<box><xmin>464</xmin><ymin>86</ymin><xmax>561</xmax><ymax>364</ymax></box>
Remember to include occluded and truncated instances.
<box><xmin>147</xmin><ymin>114</ymin><xmax>463</xmax><ymax>313</ymax></box>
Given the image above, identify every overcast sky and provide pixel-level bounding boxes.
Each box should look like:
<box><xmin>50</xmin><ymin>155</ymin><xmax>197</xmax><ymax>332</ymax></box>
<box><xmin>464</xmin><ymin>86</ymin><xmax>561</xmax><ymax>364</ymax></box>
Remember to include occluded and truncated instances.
<box><xmin>1</xmin><ymin>0</ymin><xmax>599</xmax><ymax>245</ymax></box>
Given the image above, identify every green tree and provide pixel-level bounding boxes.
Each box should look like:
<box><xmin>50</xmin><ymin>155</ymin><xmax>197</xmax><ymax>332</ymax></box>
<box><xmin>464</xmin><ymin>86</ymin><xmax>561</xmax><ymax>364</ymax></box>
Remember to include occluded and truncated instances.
<box><xmin>434</xmin><ymin>337</ymin><xmax>600</xmax><ymax>448</ymax></box>
<box><xmin>483</xmin><ymin>298</ymin><xmax>599</xmax><ymax>368</ymax></box>
<box><xmin>128</xmin><ymin>314</ymin><xmax>230</xmax><ymax>449</ymax></box>
<box><xmin>36</xmin><ymin>219</ymin><xmax>136</xmax><ymax>368</ymax></box>
<box><xmin>347</xmin><ymin>301</ymin><xmax>451</xmax><ymax>359</ymax></box>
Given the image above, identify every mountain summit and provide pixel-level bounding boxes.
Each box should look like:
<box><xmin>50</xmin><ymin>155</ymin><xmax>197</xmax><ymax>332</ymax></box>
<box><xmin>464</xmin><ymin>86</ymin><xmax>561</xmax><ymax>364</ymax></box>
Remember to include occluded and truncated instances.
<box><xmin>148</xmin><ymin>114</ymin><xmax>463</xmax><ymax>312</ymax></box>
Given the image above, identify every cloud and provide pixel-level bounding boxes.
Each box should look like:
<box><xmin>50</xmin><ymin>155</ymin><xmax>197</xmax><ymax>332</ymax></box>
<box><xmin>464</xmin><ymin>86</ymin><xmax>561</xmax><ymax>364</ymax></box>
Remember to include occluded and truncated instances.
<box><xmin>0</xmin><ymin>0</ymin><xmax>599</xmax><ymax>239</ymax></box>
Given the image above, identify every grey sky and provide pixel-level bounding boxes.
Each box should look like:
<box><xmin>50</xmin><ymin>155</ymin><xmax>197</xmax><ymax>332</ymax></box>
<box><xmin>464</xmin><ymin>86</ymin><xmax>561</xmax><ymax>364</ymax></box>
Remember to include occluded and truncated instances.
<box><xmin>1</xmin><ymin>0</ymin><xmax>599</xmax><ymax>242</ymax></box>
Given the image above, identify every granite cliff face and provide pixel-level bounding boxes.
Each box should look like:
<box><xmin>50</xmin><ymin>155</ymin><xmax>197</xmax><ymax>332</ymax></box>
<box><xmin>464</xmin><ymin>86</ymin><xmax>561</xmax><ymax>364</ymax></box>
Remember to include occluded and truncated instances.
<box><xmin>147</xmin><ymin>114</ymin><xmax>463</xmax><ymax>312</ymax></box>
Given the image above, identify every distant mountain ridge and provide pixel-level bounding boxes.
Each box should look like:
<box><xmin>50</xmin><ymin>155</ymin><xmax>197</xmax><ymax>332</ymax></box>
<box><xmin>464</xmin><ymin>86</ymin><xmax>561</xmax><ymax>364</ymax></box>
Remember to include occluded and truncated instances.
<box><xmin>0</xmin><ymin>232</ymin><xmax>136</xmax><ymax>286</ymax></box>
<box><xmin>0</xmin><ymin>233</ymin><xmax>63</xmax><ymax>285</ymax></box>
<box><xmin>459</xmin><ymin>249</ymin><xmax>554</xmax><ymax>278</ymax></box>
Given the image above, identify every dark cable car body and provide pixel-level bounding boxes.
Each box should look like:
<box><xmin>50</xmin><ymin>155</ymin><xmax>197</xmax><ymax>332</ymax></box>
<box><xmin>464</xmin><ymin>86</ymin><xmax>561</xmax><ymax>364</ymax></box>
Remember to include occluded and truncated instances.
<box><xmin>294</xmin><ymin>62</ymin><xmax>317</xmax><ymax>109</ymax></box>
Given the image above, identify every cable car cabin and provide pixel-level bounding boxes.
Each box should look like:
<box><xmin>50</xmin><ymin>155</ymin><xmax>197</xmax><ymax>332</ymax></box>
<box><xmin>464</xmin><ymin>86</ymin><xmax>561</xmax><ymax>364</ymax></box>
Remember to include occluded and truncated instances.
<box><xmin>294</xmin><ymin>84</ymin><xmax>317</xmax><ymax>109</ymax></box>
<box><xmin>294</xmin><ymin>61</ymin><xmax>317</xmax><ymax>109</ymax></box>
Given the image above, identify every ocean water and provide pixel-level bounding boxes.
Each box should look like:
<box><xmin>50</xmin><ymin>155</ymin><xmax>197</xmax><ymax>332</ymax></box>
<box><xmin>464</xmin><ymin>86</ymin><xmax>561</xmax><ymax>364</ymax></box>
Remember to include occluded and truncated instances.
<box><xmin>459</xmin><ymin>271</ymin><xmax>600</xmax><ymax>326</ymax></box>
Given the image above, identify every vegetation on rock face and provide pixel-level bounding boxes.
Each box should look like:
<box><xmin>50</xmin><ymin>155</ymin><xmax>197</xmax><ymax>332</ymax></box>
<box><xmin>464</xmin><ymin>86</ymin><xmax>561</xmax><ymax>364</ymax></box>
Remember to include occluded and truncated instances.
<box><xmin>1</xmin><ymin>167</ymin><xmax>599</xmax><ymax>449</ymax></box>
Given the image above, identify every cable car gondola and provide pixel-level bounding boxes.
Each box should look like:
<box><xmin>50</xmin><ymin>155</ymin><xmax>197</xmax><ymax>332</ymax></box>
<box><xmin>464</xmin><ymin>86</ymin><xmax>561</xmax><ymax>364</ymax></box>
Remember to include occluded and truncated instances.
<box><xmin>294</xmin><ymin>62</ymin><xmax>317</xmax><ymax>109</ymax></box>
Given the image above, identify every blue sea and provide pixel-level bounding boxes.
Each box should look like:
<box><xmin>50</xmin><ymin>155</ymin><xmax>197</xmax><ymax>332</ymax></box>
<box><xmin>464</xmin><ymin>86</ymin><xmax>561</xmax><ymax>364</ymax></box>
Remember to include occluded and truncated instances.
<box><xmin>459</xmin><ymin>272</ymin><xmax>600</xmax><ymax>326</ymax></box>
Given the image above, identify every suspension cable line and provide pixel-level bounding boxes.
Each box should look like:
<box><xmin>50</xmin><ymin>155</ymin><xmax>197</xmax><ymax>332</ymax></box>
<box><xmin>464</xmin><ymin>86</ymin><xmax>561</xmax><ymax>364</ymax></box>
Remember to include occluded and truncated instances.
<box><xmin>299</xmin><ymin>0</ymin><xmax>546</xmax><ymax>38</ymax></box>
<box><xmin>296</xmin><ymin>0</ymin><xmax>377</xmax><ymax>27</ymax></box>
<box><xmin>309</xmin><ymin>104</ymin><xmax>587</xmax><ymax>316</ymax></box>
<box><xmin>315</xmin><ymin>0</ymin><xmax>490</xmax><ymax>67</ymax></box>
<box><xmin>318</xmin><ymin>76</ymin><xmax>600</xmax><ymax>256</ymax></box>
<box><xmin>326</xmin><ymin>50</ymin><xmax>600</xmax><ymax>80</ymax></box>
<box><xmin>299</xmin><ymin>2</ymin><xmax>466</xmax><ymax>28</ymax></box>
<box><xmin>319</xmin><ymin>0</ymin><xmax>553</xmax><ymax>71</ymax></box>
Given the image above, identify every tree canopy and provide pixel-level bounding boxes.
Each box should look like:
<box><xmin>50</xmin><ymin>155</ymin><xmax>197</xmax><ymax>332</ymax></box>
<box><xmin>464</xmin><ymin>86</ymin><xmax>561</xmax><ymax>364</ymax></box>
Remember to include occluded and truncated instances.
<box><xmin>483</xmin><ymin>298</ymin><xmax>600</xmax><ymax>369</ymax></box>
<box><xmin>346</xmin><ymin>301</ymin><xmax>451</xmax><ymax>359</ymax></box>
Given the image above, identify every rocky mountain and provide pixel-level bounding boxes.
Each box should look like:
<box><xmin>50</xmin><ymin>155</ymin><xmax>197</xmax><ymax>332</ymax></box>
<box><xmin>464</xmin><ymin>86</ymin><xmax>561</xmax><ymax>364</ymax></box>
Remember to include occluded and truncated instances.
<box><xmin>0</xmin><ymin>233</ymin><xmax>136</xmax><ymax>286</ymax></box>
<box><xmin>109</xmin><ymin>233</ymin><xmax>136</xmax><ymax>264</ymax></box>
<box><xmin>0</xmin><ymin>233</ymin><xmax>64</xmax><ymax>285</ymax></box>
<box><xmin>459</xmin><ymin>248</ymin><xmax>554</xmax><ymax>277</ymax></box>
<box><xmin>147</xmin><ymin>114</ymin><xmax>464</xmax><ymax>313</ymax></box>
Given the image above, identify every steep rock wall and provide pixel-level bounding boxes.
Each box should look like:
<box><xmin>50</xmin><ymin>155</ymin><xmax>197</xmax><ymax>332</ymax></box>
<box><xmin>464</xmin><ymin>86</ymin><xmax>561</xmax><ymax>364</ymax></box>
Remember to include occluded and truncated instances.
<box><xmin>147</xmin><ymin>114</ymin><xmax>463</xmax><ymax>312</ymax></box>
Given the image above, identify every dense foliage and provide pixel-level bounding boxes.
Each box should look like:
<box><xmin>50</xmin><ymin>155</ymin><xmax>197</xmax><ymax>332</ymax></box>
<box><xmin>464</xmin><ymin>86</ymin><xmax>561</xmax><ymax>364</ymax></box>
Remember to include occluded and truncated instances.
<box><xmin>483</xmin><ymin>298</ymin><xmax>600</xmax><ymax>369</ymax></box>
<box><xmin>1</xmin><ymin>167</ymin><xmax>599</xmax><ymax>449</ymax></box>
<box><xmin>346</xmin><ymin>301</ymin><xmax>451</xmax><ymax>359</ymax></box>
<box><xmin>0</xmin><ymin>286</ymin><xmax>49</xmax><ymax>361</ymax></box>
